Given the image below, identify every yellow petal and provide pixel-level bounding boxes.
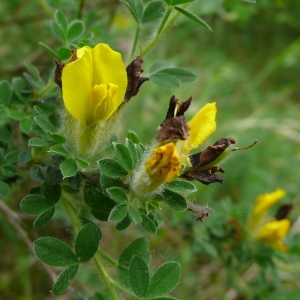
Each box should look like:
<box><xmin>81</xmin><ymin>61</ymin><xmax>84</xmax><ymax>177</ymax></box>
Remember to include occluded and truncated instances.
<box><xmin>62</xmin><ymin>43</ymin><xmax>127</xmax><ymax>126</ymax></box>
<box><xmin>91</xmin><ymin>43</ymin><xmax>127</xmax><ymax>119</ymax></box>
<box><xmin>62</xmin><ymin>46</ymin><xmax>93</xmax><ymax>125</ymax></box>
<box><xmin>145</xmin><ymin>142</ymin><xmax>181</xmax><ymax>183</ymax></box>
<box><xmin>257</xmin><ymin>219</ymin><xmax>291</xmax><ymax>251</ymax></box>
<box><xmin>252</xmin><ymin>188</ymin><xmax>286</xmax><ymax>219</ymax></box>
<box><xmin>178</xmin><ymin>102</ymin><xmax>217</xmax><ymax>154</ymax></box>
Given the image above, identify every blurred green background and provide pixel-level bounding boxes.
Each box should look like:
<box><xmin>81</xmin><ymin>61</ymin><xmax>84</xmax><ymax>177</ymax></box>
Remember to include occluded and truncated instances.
<box><xmin>1</xmin><ymin>0</ymin><xmax>300</xmax><ymax>299</ymax></box>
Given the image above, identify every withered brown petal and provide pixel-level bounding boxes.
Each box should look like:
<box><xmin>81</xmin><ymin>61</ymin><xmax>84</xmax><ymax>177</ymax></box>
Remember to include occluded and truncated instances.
<box><xmin>275</xmin><ymin>203</ymin><xmax>293</xmax><ymax>220</ymax></box>
<box><xmin>124</xmin><ymin>56</ymin><xmax>149</xmax><ymax>102</ymax></box>
<box><xmin>187</xmin><ymin>201</ymin><xmax>212</xmax><ymax>222</ymax></box>
<box><xmin>182</xmin><ymin>167</ymin><xmax>224</xmax><ymax>185</ymax></box>
<box><xmin>165</xmin><ymin>96</ymin><xmax>192</xmax><ymax>119</ymax></box>
<box><xmin>156</xmin><ymin>116</ymin><xmax>190</xmax><ymax>142</ymax></box>
<box><xmin>189</xmin><ymin>137</ymin><xmax>236</xmax><ymax>168</ymax></box>
<box><xmin>54</xmin><ymin>60</ymin><xmax>65</xmax><ymax>89</ymax></box>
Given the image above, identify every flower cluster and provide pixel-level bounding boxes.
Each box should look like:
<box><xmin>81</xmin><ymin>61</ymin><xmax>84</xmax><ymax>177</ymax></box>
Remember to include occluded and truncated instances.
<box><xmin>247</xmin><ymin>189</ymin><xmax>292</xmax><ymax>251</ymax></box>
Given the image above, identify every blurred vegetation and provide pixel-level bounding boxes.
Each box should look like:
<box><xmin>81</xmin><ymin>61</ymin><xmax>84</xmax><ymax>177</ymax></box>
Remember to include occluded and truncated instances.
<box><xmin>1</xmin><ymin>0</ymin><xmax>300</xmax><ymax>299</ymax></box>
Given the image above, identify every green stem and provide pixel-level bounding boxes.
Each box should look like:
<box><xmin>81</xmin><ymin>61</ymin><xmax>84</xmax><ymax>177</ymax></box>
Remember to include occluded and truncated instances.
<box><xmin>98</xmin><ymin>249</ymin><xmax>118</xmax><ymax>266</ymax></box>
<box><xmin>61</xmin><ymin>193</ymin><xmax>81</xmax><ymax>234</ymax></box>
<box><xmin>78</xmin><ymin>0</ymin><xmax>85</xmax><ymax>19</ymax></box>
<box><xmin>130</xmin><ymin>24</ymin><xmax>141</xmax><ymax>59</ymax></box>
<box><xmin>61</xmin><ymin>193</ymin><xmax>120</xmax><ymax>299</ymax></box>
<box><xmin>35</xmin><ymin>79</ymin><xmax>56</xmax><ymax>98</ymax></box>
<box><xmin>93</xmin><ymin>255</ymin><xmax>119</xmax><ymax>300</ymax></box>
<box><xmin>142</xmin><ymin>3</ymin><xmax>190</xmax><ymax>56</ymax></box>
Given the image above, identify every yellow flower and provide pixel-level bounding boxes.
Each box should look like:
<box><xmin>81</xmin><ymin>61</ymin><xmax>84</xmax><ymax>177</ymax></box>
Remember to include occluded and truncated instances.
<box><xmin>256</xmin><ymin>219</ymin><xmax>291</xmax><ymax>251</ymax></box>
<box><xmin>251</xmin><ymin>188</ymin><xmax>286</xmax><ymax>223</ymax></box>
<box><xmin>145</xmin><ymin>142</ymin><xmax>181</xmax><ymax>183</ymax></box>
<box><xmin>62</xmin><ymin>43</ymin><xmax>127</xmax><ymax>127</ymax></box>
<box><xmin>247</xmin><ymin>189</ymin><xmax>291</xmax><ymax>251</ymax></box>
<box><xmin>178</xmin><ymin>102</ymin><xmax>217</xmax><ymax>154</ymax></box>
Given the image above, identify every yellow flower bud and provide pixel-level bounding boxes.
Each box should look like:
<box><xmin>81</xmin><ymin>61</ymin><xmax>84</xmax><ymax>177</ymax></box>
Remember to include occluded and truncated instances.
<box><xmin>131</xmin><ymin>142</ymin><xmax>181</xmax><ymax>197</ymax></box>
<box><xmin>145</xmin><ymin>142</ymin><xmax>181</xmax><ymax>183</ymax></box>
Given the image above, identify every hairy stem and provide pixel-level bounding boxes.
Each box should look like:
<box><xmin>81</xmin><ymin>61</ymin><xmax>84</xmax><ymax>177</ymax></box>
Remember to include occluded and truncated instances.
<box><xmin>0</xmin><ymin>200</ymin><xmax>57</xmax><ymax>282</ymax></box>
<box><xmin>61</xmin><ymin>194</ymin><xmax>120</xmax><ymax>299</ymax></box>
<box><xmin>142</xmin><ymin>3</ymin><xmax>190</xmax><ymax>56</ymax></box>
<box><xmin>130</xmin><ymin>24</ymin><xmax>141</xmax><ymax>60</ymax></box>
<box><xmin>93</xmin><ymin>255</ymin><xmax>119</xmax><ymax>300</ymax></box>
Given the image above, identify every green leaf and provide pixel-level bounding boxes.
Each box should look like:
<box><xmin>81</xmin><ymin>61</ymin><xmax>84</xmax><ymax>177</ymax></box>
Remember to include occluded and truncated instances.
<box><xmin>127</xmin><ymin>130</ymin><xmax>140</xmax><ymax>144</ymax></box>
<box><xmin>106</xmin><ymin>187</ymin><xmax>128</xmax><ymax>203</ymax></box>
<box><xmin>156</xmin><ymin>67</ymin><xmax>198</xmax><ymax>83</ymax></box>
<box><xmin>8</xmin><ymin>111</ymin><xmax>25</xmax><ymax>121</ymax></box>
<box><xmin>149</xmin><ymin>72</ymin><xmax>181</xmax><ymax>88</ymax></box>
<box><xmin>44</xmin><ymin>169</ymin><xmax>64</xmax><ymax>186</ymax></box>
<box><xmin>162</xmin><ymin>189</ymin><xmax>187</xmax><ymax>211</ymax></box>
<box><xmin>33</xmin><ymin>207</ymin><xmax>55</xmax><ymax>228</ymax></box>
<box><xmin>0</xmin><ymin>108</ymin><xmax>8</xmax><ymax>125</ymax></box>
<box><xmin>142</xmin><ymin>1</ymin><xmax>166</xmax><ymax>24</ymax></box>
<box><xmin>0</xmin><ymin>180</ymin><xmax>10</xmax><ymax>197</ymax></box>
<box><xmin>38</xmin><ymin>42</ymin><xmax>59</xmax><ymax>59</ymax></box>
<box><xmin>34</xmin><ymin>237</ymin><xmax>78</xmax><ymax>266</ymax></box>
<box><xmin>29</xmin><ymin>165</ymin><xmax>45</xmax><ymax>183</ymax></box>
<box><xmin>75</xmin><ymin>223</ymin><xmax>101</xmax><ymax>262</ymax></box>
<box><xmin>120</xmin><ymin>0</ymin><xmax>144</xmax><ymax>23</ymax></box>
<box><xmin>41</xmin><ymin>183</ymin><xmax>61</xmax><ymax>203</ymax></box>
<box><xmin>128</xmin><ymin>205</ymin><xmax>142</xmax><ymax>224</ymax></box>
<box><xmin>60</xmin><ymin>158</ymin><xmax>78</xmax><ymax>178</ymax></box>
<box><xmin>49</xmin><ymin>146</ymin><xmax>70</xmax><ymax>157</ymax></box>
<box><xmin>12</xmin><ymin>77</ymin><xmax>30</xmax><ymax>103</ymax></box>
<box><xmin>24</xmin><ymin>62</ymin><xmax>43</xmax><ymax>83</ymax></box>
<box><xmin>119</xmin><ymin>237</ymin><xmax>149</xmax><ymax>266</ymax></box>
<box><xmin>130</xmin><ymin>256</ymin><xmax>149</xmax><ymax>297</ymax></box>
<box><xmin>67</xmin><ymin>20</ymin><xmax>85</xmax><ymax>41</ymax></box>
<box><xmin>48</xmin><ymin>133</ymin><xmax>66</xmax><ymax>144</ymax></box>
<box><xmin>116</xmin><ymin>215</ymin><xmax>131</xmax><ymax>231</ymax></box>
<box><xmin>20</xmin><ymin>194</ymin><xmax>53</xmax><ymax>215</ymax></box>
<box><xmin>174</xmin><ymin>7</ymin><xmax>212</xmax><ymax>31</ymax></box>
<box><xmin>140</xmin><ymin>213</ymin><xmax>157</xmax><ymax>234</ymax></box>
<box><xmin>125</xmin><ymin>138</ymin><xmax>138</xmax><ymax>167</ymax></box>
<box><xmin>146</xmin><ymin>262</ymin><xmax>181</xmax><ymax>298</ymax></box>
<box><xmin>173</xmin><ymin>0</ymin><xmax>195</xmax><ymax>4</ymax></box>
<box><xmin>52</xmin><ymin>265</ymin><xmax>79</xmax><ymax>296</ymax></box>
<box><xmin>149</xmin><ymin>61</ymin><xmax>172</xmax><ymax>75</ymax></box>
<box><xmin>0</xmin><ymin>80</ymin><xmax>12</xmax><ymax>106</ymax></box>
<box><xmin>20</xmin><ymin>117</ymin><xmax>34</xmax><ymax>133</ymax></box>
<box><xmin>19</xmin><ymin>151</ymin><xmax>31</xmax><ymax>163</ymax></box>
<box><xmin>4</xmin><ymin>150</ymin><xmax>21</xmax><ymax>164</ymax></box>
<box><xmin>164</xmin><ymin>180</ymin><xmax>196</xmax><ymax>194</ymax></box>
<box><xmin>28</xmin><ymin>137</ymin><xmax>55</xmax><ymax>147</ymax></box>
<box><xmin>55</xmin><ymin>10</ymin><xmax>68</xmax><ymax>34</ymax></box>
<box><xmin>50</xmin><ymin>19</ymin><xmax>66</xmax><ymax>42</ymax></box>
<box><xmin>117</xmin><ymin>265</ymin><xmax>132</xmax><ymax>292</ymax></box>
<box><xmin>109</xmin><ymin>204</ymin><xmax>128</xmax><ymax>222</ymax></box>
<box><xmin>58</xmin><ymin>47</ymin><xmax>72</xmax><ymax>61</ymax></box>
<box><xmin>147</xmin><ymin>297</ymin><xmax>177</xmax><ymax>300</ymax></box>
<box><xmin>1</xmin><ymin>164</ymin><xmax>18</xmax><ymax>177</ymax></box>
<box><xmin>100</xmin><ymin>174</ymin><xmax>123</xmax><ymax>195</ymax></box>
<box><xmin>68</xmin><ymin>173</ymin><xmax>81</xmax><ymax>191</ymax></box>
<box><xmin>34</xmin><ymin>116</ymin><xmax>55</xmax><ymax>133</ymax></box>
<box><xmin>98</xmin><ymin>158</ymin><xmax>128</xmax><ymax>178</ymax></box>
<box><xmin>113</xmin><ymin>143</ymin><xmax>133</xmax><ymax>171</ymax></box>
<box><xmin>74</xmin><ymin>156</ymin><xmax>90</xmax><ymax>167</ymax></box>
<box><xmin>0</xmin><ymin>126</ymin><xmax>12</xmax><ymax>143</ymax></box>
<box><xmin>84</xmin><ymin>181</ymin><xmax>116</xmax><ymax>221</ymax></box>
